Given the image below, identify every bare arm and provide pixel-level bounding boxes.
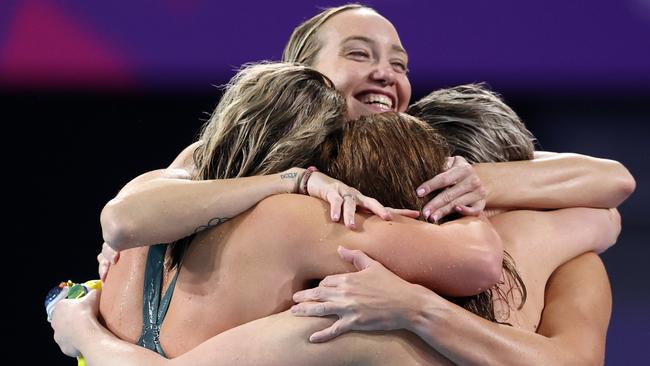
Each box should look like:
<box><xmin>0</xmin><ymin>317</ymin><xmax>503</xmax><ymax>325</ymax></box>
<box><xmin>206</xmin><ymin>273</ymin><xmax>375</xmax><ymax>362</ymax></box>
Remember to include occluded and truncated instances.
<box><xmin>100</xmin><ymin>141</ymin><xmax>304</xmax><ymax>251</ymax></box>
<box><xmin>256</xmin><ymin>194</ymin><xmax>503</xmax><ymax>297</ymax></box>
<box><xmin>55</xmin><ymin>254</ymin><xmax>609</xmax><ymax>366</ymax></box>
<box><xmin>476</xmin><ymin>152</ymin><xmax>635</xmax><ymax>209</ymax></box>
<box><xmin>409</xmin><ymin>252</ymin><xmax>611</xmax><ymax>366</ymax></box>
<box><xmin>490</xmin><ymin>207</ymin><xmax>620</xmax><ymax>280</ymax></box>
<box><xmin>56</xmin><ymin>302</ymin><xmax>446</xmax><ymax>366</ymax></box>
<box><xmin>291</xmin><ymin>206</ymin><xmax>619</xmax><ymax>344</ymax></box>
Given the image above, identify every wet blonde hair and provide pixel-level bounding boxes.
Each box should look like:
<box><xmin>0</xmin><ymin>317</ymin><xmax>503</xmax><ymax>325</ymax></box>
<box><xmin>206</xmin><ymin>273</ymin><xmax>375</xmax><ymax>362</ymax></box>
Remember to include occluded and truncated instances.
<box><xmin>282</xmin><ymin>3</ymin><xmax>368</xmax><ymax>65</ymax></box>
<box><xmin>193</xmin><ymin>62</ymin><xmax>346</xmax><ymax>181</ymax></box>
<box><xmin>169</xmin><ymin>62</ymin><xmax>347</xmax><ymax>269</ymax></box>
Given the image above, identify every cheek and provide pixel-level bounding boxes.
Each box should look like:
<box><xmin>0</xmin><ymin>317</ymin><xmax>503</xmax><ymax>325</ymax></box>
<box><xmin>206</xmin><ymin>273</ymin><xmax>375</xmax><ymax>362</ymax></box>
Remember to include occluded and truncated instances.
<box><xmin>397</xmin><ymin>77</ymin><xmax>412</xmax><ymax>111</ymax></box>
<box><xmin>328</xmin><ymin>67</ymin><xmax>361</xmax><ymax>97</ymax></box>
<box><xmin>345</xmin><ymin>100</ymin><xmax>364</xmax><ymax>120</ymax></box>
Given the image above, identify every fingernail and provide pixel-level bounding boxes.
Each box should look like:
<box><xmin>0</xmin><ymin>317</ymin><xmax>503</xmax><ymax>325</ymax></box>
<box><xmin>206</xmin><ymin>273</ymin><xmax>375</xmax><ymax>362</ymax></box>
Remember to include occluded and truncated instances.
<box><xmin>332</xmin><ymin>214</ymin><xmax>339</xmax><ymax>221</ymax></box>
<box><xmin>417</xmin><ymin>188</ymin><xmax>426</xmax><ymax>197</ymax></box>
<box><xmin>432</xmin><ymin>214</ymin><xmax>439</xmax><ymax>223</ymax></box>
<box><xmin>455</xmin><ymin>206</ymin><xmax>463</xmax><ymax>212</ymax></box>
<box><xmin>423</xmin><ymin>209</ymin><xmax>430</xmax><ymax>219</ymax></box>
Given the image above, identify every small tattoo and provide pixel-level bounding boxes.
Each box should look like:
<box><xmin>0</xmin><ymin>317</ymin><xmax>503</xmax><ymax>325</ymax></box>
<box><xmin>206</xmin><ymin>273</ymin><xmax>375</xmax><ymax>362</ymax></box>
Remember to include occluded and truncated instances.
<box><xmin>193</xmin><ymin>217</ymin><xmax>229</xmax><ymax>234</ymax></box>
<box><xmin>280</xmin><ymin>172</ymin><xmax>298</xmax><ymax>180</ymax></box>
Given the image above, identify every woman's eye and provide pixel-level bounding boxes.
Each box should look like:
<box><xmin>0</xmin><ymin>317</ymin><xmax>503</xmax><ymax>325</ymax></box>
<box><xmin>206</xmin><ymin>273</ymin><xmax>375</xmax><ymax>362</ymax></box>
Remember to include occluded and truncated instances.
<box><xmin>348</xmin><ymin>51</ymin><xmax>369</xmax><ymax>59</ymax></box>
<box><xmin>392</xmin><ymin>62</ymin><xmax>408</xmax><ymax>73</ymax></box>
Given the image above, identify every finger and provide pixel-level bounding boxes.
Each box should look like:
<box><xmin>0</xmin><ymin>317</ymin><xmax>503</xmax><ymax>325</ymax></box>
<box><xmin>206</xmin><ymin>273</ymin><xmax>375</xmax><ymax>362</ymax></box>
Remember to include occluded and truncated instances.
<box><xmin>327</xmin><ymin>192</ymin><xmax>343</xmax><ymax>222</ymax></box>
<box><xmin>454</xmin><ymin>202</ymin><xmax>484</xmax><ymax>216</ymax></box>
<box><xmin>309</xmin><ymin>319</ymin><xmax>350</xmax><ymax>343</ymax></box>
<box><xmin>337</xmin><ymin>246</ymin><xmax>376</xmax><ymax>271</ymax></box>
<box><xmin>290</xmin><ymin>301</ymin><xmax>339</xmax><ymax>317</ymax></box>
<box><xmin>342</xmin><ymin>194</ymin><xmax>357</xmax><ymax>229</ymax></box>
<box><xmin>444</xmin><ymin>156</ymin><xmax>455</xmax><ymax>170</ymax></box>
<box><xmin>293</xmin><ymin>287</ymin><xmax>333</xmax><ymax>302</ymax></box>
<box><xmin>99</xmin><ymin>262</ymin><xmax>109</xmax><ymax>282</ymax></box>
<box><xmin>387</xmin><ymin>208</ymin><xmax>420</xmax><ymax>218</ymax></box>
<box><xmin>358</xmin><ymin>196</ymin><xmax>392</xmax><ymax>220</ymax></box>
<box><xmin>449</xmin><ymin>155</ymin><xmax>469</xmax><ymax>167</ymax></box>
<box><xmin>422</xmin><ymin>175</ymin><xmax>480</xmax><ymax>220</ymax></box>
<box><xmin>319</xmin><ymin>274</ymin><xmax>346</xmax><ymax>287</ymax></box>
<box><xmin>430</xmin><ymin>190</ymin><xmax>486</xmax><ymax>221</ymax></box>
<box><xmin>83</xmin><ymin>289</ymin><xmax>101</xmax><ymax>308</ymax></box>
<box><xmin>416</xmin><ymin>164</ymin><xmax>472</xmax><ymax>197</ymax></box>
<box><xmin>102</xmin><ymin>242</ymin><xmax>119</xmax><ymax>264</ymax></box>
<box><xmin>111</xmin><ymin>250</ymin><xmax>120</xmax><ymax>264</ymax></box>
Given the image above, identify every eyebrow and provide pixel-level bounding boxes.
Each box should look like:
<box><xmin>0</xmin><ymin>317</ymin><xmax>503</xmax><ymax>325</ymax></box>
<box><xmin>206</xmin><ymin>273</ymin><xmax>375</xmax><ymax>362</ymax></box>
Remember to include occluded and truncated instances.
<box><xmin>341</xmin><ymin>35</ymin><xmax>409</xmax><ymax>60</ymax></box>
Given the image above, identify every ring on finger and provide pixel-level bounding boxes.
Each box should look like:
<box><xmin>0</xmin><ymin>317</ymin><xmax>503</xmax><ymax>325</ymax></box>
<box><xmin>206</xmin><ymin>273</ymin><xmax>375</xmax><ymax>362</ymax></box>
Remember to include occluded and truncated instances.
<box><xmin>342</xmin><ymin>194</ymin><xmax>355</xmax><ymax>201</ymax></box>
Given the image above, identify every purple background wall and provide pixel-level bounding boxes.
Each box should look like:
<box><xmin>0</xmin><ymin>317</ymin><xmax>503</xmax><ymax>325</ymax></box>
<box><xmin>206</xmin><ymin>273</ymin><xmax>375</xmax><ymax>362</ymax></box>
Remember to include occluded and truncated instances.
<box><xmin>3</xmin><ymin>0</ymin><xmax>648</xmax><ymax>364</ymax></box>
<box><xmin>2</xmin><ymin>0</ymin><xmax>649</xmax><ymax>91</ymax></box>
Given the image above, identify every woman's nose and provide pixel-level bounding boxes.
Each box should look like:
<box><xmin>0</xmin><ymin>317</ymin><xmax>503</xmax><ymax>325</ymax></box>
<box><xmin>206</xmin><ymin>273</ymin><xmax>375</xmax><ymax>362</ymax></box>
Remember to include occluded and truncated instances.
<box><xmin>370</xmin><ymin>63</ymin><xmax>397</xmax><ymax>86</ymax></box>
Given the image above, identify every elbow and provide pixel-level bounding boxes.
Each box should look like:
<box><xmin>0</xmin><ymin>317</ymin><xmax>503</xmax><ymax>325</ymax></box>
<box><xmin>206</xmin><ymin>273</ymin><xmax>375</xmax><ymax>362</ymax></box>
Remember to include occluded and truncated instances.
<box><xmin>450</xmin><ymin>248</ymin><xmax>502</xmax><ymax>296</ymax></box>
<box><xmin>463</xmin><ymin>222</ymin><xmax>504</xmax><ymax>294</ymax></box>
<box><xmin>617</xmin><ymin>167</ymin><xmax>636</xmax><ymax>203</ymax></box>
<box><xmin>594</xmin><ymin>208</ymin><xmax>621</xmax><ymax>254</ymax></box>
<box><xmin>607</xmin><ymin>162</ymin><xmax>636</xmax><ymax>207</ymax></box>
<box><xmin>474</xmin><ymin>245</ymin><xmax>504</xmax><ymax>292</ymax></box>
<box><xmin>479</xmin><ymin>220</ymin><xmax>504</xmax><ymax>287</ymax></box>
<box><xmin>100</xmin><ymin>199</ymin><xmax>137</xmax><ymax>251</ymax></box>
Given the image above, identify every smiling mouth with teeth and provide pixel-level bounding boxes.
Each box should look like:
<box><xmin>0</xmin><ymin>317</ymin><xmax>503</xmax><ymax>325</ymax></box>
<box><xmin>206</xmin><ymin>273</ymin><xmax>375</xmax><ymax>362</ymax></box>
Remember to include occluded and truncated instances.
<box><xmin>358</xmin><ymin>93</ymin><xmax>394</xmax><ymax>111</ymax></box>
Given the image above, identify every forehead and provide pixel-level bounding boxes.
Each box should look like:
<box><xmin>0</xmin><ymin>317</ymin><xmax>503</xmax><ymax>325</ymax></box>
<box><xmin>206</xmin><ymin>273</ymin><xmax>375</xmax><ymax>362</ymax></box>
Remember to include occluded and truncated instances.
<box><xmin>318</xmin><ymin>9</ymin><xmax>405</xmax><ymax>51</ymax></box>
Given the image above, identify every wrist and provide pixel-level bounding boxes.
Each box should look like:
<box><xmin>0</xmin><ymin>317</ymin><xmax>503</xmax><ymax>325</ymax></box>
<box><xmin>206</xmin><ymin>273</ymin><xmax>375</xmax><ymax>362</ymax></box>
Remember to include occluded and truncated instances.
<box><xmin>473</xmin><ymin>163</ymin><xmax>493</xmax><ymax>205</ymax></box>
<box><xmin>73</xmin><ymin>312</ymin><xmax>100</xmax><ymax>354</ymax></box>
<box><xmin>300</xmin><ymin>166</ymin><xmax>319</xmax><ymax>195</ymax></box>
<box><xmin>405</xmin><ymin>284</ymin><xmax>449</xmax><ymax>335</ymax></box>
<box><xmin>278</xmin><ymin>167</ymin><xmax>305</xmax><ymax>194</ymax></box>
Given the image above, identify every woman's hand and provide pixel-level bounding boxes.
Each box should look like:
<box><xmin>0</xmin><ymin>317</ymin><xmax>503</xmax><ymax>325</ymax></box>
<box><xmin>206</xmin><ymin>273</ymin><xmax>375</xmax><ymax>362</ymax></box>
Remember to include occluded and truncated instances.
<box><xmin>306</xmin><ymin>172</ymin><xmax>393</xmax><ymax>229</ymax></box>
<box><xmin>97</xmin><ymin>242</ymin><xmax>120</xmax><ymax>281</ymax></box>
<box><xmin>51</xmin><ymin>289</ymin><xmax>101</xmax><ymax>357</ymax></box>
<box><xmin>417</xmin><ymin>156</ymin><xmax>486</xmax><ymax>222</ymax></box>
<box><xmin>291</xmin><ymin>246</ymin><xmax>428</xmax><ymax>342</ymax></box>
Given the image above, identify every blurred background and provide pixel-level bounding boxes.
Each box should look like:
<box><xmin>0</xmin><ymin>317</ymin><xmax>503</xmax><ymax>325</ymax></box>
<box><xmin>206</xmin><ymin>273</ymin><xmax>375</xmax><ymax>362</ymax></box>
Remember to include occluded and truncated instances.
<box><xmin>4</xmin><ymin>0</ymin><xmax>647</xmax><ymax>363</ymax></box>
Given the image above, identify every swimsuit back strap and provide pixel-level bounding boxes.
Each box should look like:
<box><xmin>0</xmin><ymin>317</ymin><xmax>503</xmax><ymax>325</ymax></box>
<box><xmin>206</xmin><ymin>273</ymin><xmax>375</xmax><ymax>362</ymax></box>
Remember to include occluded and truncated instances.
<box><xmin>137</xmin><ymin>244</ymin><xmax>169</xmax><ymax>357</ymax></box>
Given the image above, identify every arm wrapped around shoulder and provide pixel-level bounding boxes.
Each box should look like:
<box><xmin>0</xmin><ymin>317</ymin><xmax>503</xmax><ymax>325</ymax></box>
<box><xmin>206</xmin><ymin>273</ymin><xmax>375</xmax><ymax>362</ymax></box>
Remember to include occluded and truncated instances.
<box><xmin>358</xmin><ymin>215</ymin><xmax>504</xmax><ymax>298</ymax></box>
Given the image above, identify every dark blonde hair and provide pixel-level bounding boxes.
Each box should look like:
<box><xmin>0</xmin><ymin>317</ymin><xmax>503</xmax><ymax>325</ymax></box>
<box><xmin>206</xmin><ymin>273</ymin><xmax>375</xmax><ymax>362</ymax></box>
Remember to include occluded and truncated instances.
<box><xmin>282</xmin><ymin>4</ymin><xmax>368</xmax><ymax>65</ymax></box>
<box><xmin>170</xmin><ymin>62</ymin><xmax>347</xmax><ymax>268</ymax></box>
<box><xmin>316</xmin><ymin>112</ymin><xmax>449</xmax><ymax>216</ymax></box>
<box><xmin>408</xmin><ymin>83</ymin><xmax>536</xmax><ymax>163</ymax></box>
<box><xmin>193</xmin><ymin>62</ymin><xmax>346</xmax><ymax>180</ymax></box>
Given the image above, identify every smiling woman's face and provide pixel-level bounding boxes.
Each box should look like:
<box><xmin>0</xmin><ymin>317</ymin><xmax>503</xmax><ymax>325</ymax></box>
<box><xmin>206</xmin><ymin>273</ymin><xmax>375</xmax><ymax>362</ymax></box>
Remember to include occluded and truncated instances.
<box><xmin>311</xmin><ymin>8</ymin><xmax>412</xmax><ymax>120</ymax></box>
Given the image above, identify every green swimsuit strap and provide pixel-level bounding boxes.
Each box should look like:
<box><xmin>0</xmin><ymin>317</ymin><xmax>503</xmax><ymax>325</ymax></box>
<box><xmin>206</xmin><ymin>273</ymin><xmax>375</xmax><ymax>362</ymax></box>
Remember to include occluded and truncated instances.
<box><xmin>137</xmin><ymin>244</ymin><xmax>180</xmax><ymax>358</ymax></box>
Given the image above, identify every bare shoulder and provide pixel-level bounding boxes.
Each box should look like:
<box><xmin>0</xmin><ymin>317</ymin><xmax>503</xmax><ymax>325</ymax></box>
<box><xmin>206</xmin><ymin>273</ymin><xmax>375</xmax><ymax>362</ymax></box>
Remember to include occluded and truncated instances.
<box><xmin>253</xmin><ymin>194</ymin><xmax>329</xmax><ymax>223</ymax></box>
<box><xmin>167</xmin><ymin>141</ymin><xmax>202</xmax><ymax>171</ymax></box>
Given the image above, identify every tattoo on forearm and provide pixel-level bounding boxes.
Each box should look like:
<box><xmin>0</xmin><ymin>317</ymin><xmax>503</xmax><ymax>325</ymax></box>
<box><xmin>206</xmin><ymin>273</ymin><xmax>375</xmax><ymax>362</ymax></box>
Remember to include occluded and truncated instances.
<box><xmin>280</xmin><ymin>172</ymin><xmax>298</xmax><ymax>180</ymax></box>
<box><xmin>193</xmin><ymin>217</ymin><xmax>229</xmax><ymax>234</ymax></box>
